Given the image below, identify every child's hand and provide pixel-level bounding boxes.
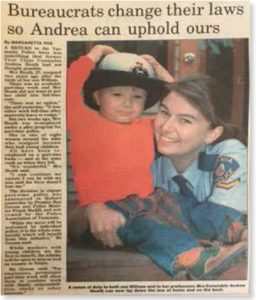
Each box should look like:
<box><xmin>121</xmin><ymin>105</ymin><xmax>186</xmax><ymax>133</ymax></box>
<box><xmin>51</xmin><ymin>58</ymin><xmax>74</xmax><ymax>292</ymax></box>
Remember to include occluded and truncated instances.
<box><xmin>85</xmin><ymin>203</ymin><xmax>126</xmax><ymax>247</ymax></box>
<box><xmin>87</xmin><ymin>45</ymin><xmax>118</xmax><ymax>64</ymax></box>
<box><xmin>141</xmin><ymin>54</ymin><xmax>176</xmax><ymax>83</ymax></box>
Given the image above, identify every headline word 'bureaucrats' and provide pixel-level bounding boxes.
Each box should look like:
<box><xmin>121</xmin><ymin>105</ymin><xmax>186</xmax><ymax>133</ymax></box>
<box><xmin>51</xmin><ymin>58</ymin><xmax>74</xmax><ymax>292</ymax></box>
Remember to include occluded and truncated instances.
<box><xmin>8</xmin><ymin>3</ymin><xmax>244</xmax><ymax>19</ymax></box>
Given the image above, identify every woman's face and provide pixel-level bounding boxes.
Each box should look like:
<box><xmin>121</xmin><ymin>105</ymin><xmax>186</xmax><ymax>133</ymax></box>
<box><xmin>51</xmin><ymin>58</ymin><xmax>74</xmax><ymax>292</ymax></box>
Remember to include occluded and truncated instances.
<box><xmin>154</xmin><ymin>91</ymin><xmax>221</xmax><ymax>161</ymax></box>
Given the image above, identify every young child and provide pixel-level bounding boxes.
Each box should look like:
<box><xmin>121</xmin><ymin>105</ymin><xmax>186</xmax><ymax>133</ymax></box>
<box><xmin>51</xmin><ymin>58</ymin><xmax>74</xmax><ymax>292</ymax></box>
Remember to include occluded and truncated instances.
<box><xmin>67</xmin><ymin>45</ymin><xmax>171</xmax><ymax>247</ymax></box>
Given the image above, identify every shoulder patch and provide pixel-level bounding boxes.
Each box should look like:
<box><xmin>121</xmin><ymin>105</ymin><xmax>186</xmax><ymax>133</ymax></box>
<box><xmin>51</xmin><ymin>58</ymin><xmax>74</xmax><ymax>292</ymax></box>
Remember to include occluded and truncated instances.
<box><xmin>215</xmin><ymin>178</ymin><xmax>240</xmax><ymax>190</ymax></box>
<box><xmin>214</xmin><ymin>156</ymin><xmax>240</xmax><ymax>182</ymax></box>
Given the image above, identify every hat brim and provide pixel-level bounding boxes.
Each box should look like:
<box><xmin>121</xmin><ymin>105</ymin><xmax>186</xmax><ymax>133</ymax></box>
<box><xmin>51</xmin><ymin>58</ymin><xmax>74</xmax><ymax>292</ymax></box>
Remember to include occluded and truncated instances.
<box><xmin>83</xmin><ymin>70</ymin><xmax>170</xmax><ymax>110</ymax></box>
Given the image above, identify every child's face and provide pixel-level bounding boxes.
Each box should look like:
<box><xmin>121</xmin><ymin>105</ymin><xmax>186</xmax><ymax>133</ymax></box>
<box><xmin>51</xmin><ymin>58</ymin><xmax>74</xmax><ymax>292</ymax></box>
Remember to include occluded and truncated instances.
<box><xmin>93</xmin><ymin>86</ymin><xmax>147</xmax><ymax>123</ymax></box>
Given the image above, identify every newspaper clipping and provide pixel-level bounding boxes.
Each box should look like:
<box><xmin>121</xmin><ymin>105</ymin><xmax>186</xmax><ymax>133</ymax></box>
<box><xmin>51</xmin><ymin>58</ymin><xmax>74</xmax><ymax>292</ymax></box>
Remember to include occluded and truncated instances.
<box><xmin>1</xmin><ymin>0</ymin><xmax>250</xmax><ymax>296</ymax></box>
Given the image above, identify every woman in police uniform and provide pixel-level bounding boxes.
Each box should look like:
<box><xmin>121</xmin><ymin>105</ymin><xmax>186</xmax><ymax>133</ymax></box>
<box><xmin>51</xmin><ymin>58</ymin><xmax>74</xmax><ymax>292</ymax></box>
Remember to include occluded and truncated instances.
<box><xmin>152</xmin><ymin>75</ymin><xmax>247</xmax><ymax>243</ymax></box>
<box><xmin>116</xmin><ymin>74</ymin><xmax>248</xmax><ymax>280</ymax></box>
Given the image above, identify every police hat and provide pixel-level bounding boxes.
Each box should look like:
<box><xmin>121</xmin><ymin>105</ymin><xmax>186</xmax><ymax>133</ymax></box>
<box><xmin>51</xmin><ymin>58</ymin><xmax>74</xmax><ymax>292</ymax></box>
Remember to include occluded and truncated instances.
<box><xmin>83</xmin><ymin>52</ymin><xmax>169</xmax><ymax>110</ymax></box>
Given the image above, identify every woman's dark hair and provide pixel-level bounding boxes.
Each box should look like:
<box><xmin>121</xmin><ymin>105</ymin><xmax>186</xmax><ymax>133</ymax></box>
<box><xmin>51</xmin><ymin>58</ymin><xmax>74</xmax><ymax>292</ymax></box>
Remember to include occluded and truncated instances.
<box><xmin>165</xmin><ymin>75</ymin><xmax>246</xmax><ymax>145</ymax></box>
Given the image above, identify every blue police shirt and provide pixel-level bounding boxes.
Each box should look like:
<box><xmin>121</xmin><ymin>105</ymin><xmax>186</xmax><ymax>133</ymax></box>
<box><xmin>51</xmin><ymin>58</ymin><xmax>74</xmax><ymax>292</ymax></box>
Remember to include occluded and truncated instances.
<box><xmin>152</xmin><ymin>139</ymin><xmax>247</xmax><ymax>213</ymax></box>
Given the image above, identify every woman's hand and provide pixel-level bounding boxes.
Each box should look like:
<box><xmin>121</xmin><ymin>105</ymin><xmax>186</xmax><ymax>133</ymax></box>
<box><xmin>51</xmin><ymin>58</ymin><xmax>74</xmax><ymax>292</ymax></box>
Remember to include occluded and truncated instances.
<box><xmin>87</xmin><ymin>44</ymin><xmax>118</xmax><ymax>64</ymax></box>
<box><xmin>141</xmin><ymin>54</ymin><xmax>175</xmax><ymax>83</ymax></box>
<box><xmin>85</xmin><ymin>203</ymin><xmax>126</xmax><ymax>247</ymax></box>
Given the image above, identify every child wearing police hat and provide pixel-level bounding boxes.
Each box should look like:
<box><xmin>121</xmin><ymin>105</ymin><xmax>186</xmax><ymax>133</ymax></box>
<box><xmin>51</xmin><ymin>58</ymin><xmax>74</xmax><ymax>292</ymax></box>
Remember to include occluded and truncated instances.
<box><xmin>67</xmin><ymin>45</ymin><xmax>172</xmax><ymax>247</ymax></box>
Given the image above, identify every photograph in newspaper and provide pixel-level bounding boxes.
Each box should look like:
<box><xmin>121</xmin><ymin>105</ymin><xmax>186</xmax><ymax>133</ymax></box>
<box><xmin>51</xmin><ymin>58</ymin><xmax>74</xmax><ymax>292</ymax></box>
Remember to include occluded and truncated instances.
<box><xmin>1</xmin><ymin>0</ymin><xmax>250</xmax><ymax>296</ymax></box>
<box><xmin>66</xmin><ymin>39</ymin><xmax>249</xmax><ymax>283</ymax></box>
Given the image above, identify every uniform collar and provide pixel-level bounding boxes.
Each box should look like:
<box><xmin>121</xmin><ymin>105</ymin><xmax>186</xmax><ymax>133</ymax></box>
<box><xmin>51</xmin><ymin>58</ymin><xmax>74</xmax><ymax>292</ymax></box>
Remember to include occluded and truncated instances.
<box><xmin>160</xmin><ymin>156</ymin><xmax>176</xmax><ymax>184</ymax></box>
<box><xmin>158</xmin><ymin>145</ymin><xmax>218</xmax><ymax>189</ymax></box>
<box><xmin>182</xmin><ymin>160</ymin><xmax>199</xmax><ymax>189</ymax></box>
<box><xmin>160</xmin><ymin>156</ymin><xmax>199</xmax><ymax>189</ymax></box>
